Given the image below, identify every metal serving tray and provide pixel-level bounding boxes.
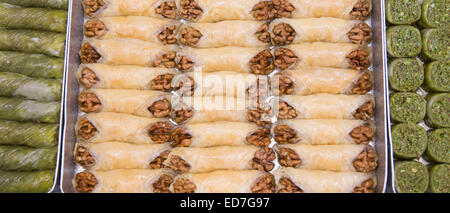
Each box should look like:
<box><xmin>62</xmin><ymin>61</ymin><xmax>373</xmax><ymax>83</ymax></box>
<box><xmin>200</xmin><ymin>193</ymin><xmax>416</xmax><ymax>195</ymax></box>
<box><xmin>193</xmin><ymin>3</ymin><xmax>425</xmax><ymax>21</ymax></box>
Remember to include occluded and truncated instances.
<box><xmin>45</xmin><ymin>1</ymin><xmax>72</xmax><ymax>193</ymax></box>
<box><xmin>60</xmin><ymin>0</ymin><xmax>388</xmax><ymax>193</ymax></box>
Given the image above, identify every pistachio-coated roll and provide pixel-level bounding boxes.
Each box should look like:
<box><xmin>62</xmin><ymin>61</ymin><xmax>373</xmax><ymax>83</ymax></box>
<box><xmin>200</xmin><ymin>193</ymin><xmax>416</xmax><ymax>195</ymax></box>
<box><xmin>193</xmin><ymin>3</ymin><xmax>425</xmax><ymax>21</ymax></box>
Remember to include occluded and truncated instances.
<box><xmin>386</xmin><ymin>25</ymin><xmax>422</xmax><ymax>58</ymax></box>
<box><xmin>419</xmin><ymin>0</ymin><xmax>449</xmax><ymax>28</ymax></box>
<box><xmin>421</xmin><ymin>28</ymin><xmax>450</xmax><ymax>61</ymax></box>
<box><xmin>426</xmin><ymin>128</ymin><xmax>450</xmax><ymax>163</ymax></box>
<box><xmin>391</xmin><ymin>123</ymin><xmax>427</xmax><ymax>160</ymax></box>
<box><xmin>389</xmin><ymin>92</ymin><xmax>426</xmax><ymax>123</ymax></box>
<box><xmin>423</xmin><ymin>60</ymin><xmax>450</xmax><ymax>93</ymax></box>
<box><xmin>0</xmin><ymin>51</ymin><xmax>63</xmax><ymax>79</ymax></box>
<box><xmin>0</xmin><ymin>3</ymin><xmax>67</xmax><ymax>32</ymax></box>
<box><xmin>0</xmin><ymin>170</ymin><xmax>54</xmax><ymax>193</ymax></box>
<box><xmin>385</xmin><ymin>0</ymin><xmax>421</xmax><ymax>25</ymax></box>
<box><xmin>0</xmin><ymin>29</ymin><xmax>65</xmax><ymax>58</ymax></box>
<box><xmin>394</xmin><ymin>161</ymin><xmax>429</xmax><ymax>193</ymax></box>
<box><xmin>0</xmin><ymin>120</ymin><xmax>58</xmax><ymax>148</ymax></box>
<box><xmin>428</xmin><ymin>164</ymin><xmax>450</xmax><ymax>193</ymax></box>
<box><xmin>0</xmin><ymin>146</ymin><xmax>57</xmax><ymax>171</ymax></box>
<box><xmin>0</xmin><ymin>0</ymin><xmax>68</xmax><ymax>10</ymax></box>
<box><xmin>425</xmin><ymin>93</ymin><xmax>450</xmax><ymax>128</ymax></box>
<box><xmin>388</xmin><ymin>58</ymin><xmax>424</xmax><ymax>92</ymax></box>
<box><xmin>0</xmin><ymin>97</ymin><xmax>60</xmax><ymax>123</ymax></box>
<box><xmin>0</xmin><ymin>72</ymin><xmax>61</xmax><ymax>101</ymax></box>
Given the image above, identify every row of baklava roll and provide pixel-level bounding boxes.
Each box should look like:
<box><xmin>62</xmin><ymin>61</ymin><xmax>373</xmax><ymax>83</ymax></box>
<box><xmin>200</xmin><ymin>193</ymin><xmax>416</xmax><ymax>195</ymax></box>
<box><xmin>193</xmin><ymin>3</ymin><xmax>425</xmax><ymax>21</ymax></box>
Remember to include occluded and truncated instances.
<box><xmin>80</xmin><ymin>39</ymin><xmax>371</xmax><ymax>74</ymax></box>
<box><xmin>83</xmin><ymin>0</ymin><xmax>371</xmax><ymax>22</ymax></box>
<box><xmin>83</xmin><ymin>16</ymin><xmax>371</xmax><ymax>47</ymax></box>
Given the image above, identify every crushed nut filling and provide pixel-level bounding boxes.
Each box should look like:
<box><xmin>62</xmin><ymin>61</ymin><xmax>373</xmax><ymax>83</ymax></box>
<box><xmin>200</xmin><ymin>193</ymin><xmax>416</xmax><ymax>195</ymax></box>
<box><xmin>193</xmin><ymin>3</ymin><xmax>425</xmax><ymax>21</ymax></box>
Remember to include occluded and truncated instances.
<box><xmin>154</xmin><ymin>51</ymin><xmax>177</xmax><ymax>68</ymax></box>
<box><xmin>346</xmin><ymin>49</ymin><xmax>370</xmax><ymax>71</ymax></box>
<box><xmin>273</xmin><ymin>73</ymin><xmax>294</xmax><ymax>95</ymax></box>
<box><xmin>350</xmin><ymin>0</ymin><xmax>371</xmax><ymax>21</ymax></box>
<box><xmin>74</xmin><ymin>145</ymin><xmax>95</xmax><ymax>167</ymax></box>
<box><xmin>155</xmin><ymin>1</ymin><xmax>177</xmax><ymax>19</ymax></box>
<box><xmin>278</xmin><ymin>177</ymin><xmax>303</xmax><ymax>193</ymax></box>
<box><xmin>274</xmin><ymin>125</ymin><xmax>298</xmax><ymax>144</ymax></box>
<box><xmin>348</xmin><ymin>23</ymin><xmax>372</xmax><ymax>45</ymax></box>
<box><xmin>179</xmin><ymin>27</ymin><xmax>202</xmax><ymax>46</ymax></box>
<box><xmin>179</xmin><ymin>0</ymin><xmax>203</xmax><ymax>21</ymax></box>
<box><xmin>255</xmin><ymin>23</ymin><xmax>271</xmax><ymax>44</ymax></box>
<box><xmin>274</xmin><ymin>48</ymin><xmax>299</xmax><ymax>70</ymax></box>
<box><xmin>351</xmin><ymin>71</ymin><xmax>372</xmax><ymax>94</ymax></box>
<box><xmin>251</xmin><ymin>1</ymin><xmax>275</xmax><ymax>21</ymax></box>
<box><xmin>149</xmin><ymin>150</ymin><xmax>170</xmax><ymax>169</ymax></box>
<box><xmin>278</xmin><ymin>101</ymin><xmax>297</xmax><ymax>119</ymax></box>
<box><xmin>80</xmin><ymin>42</ymin><xmax>101</xmax><ymax>64</ymax></box>
<box><xmin>353</xmin><ymin>147</ymin><xmax>377</xmax><ymax>172</ymax></box>
<box><xmin>172</xmin><ymin>104</ymin><xmax>194</xmax><ymax>124</ymax></box>
<box><xmin>148</xmin><ymin>99</ymin><xmax>171</xmax><ymax>118</ymax></box>
<box><xmin>167</xmin><ymin>155</ymin><xmax>191</xmax><ymax>172</ymax></box>
<box><xmin>84</xmin><ymin>20</ymin><xmax>106</xmax><ymax>37</ymax></box>
<box><xmin>148</xmin><ymin>121</ymin><xmax>172</xmax><ymax>143</ymax></box>
<box><xmin>78</xmin><ymin>117</ymin><xmax>97</xmax><ymax>140</ymax></box>
<box><xmin>251</xmin><ymin>173</ymin><xmax>275</xmax><ymax>193</ymax></box>
<box><xmin>158</xmin><ymin>25</ymin><xmax>178</xmax><ymax>45</ymax></box>
<box><xmin>83</xmin><ymin>0</ymin><xmax>105</xmax><ymax>17</ymax></box>
<box><xmin>176</xmin><ymin>55</ymin><xmax>195</xmax><ymax>71</ymax></box>
<box><xmin>352</xmin><ymin>101</ymin><xmax>374</xmax><ymax>120</ymax></box>
<box><xmin>247</xmin><ymin>103</ymin><xmax>273</xmax><ymax>126</ymax></box>
<box><xmin>152</xmin><ymin>174</ymin><xmax>173</xmax><ymax>193</ymax></box>
<box><xmin>79</xmin><ymin>68</ymin><xmax>99</xmax><ymax>88</ymax></box>
<box><xmin>271</xmin><ymin>23</ymin><xmax>297</xmax><ymax>45</ymax></box>
<box><xmin>272</xmin><ymin>0</ymin><xmax>295</xmax><ymax>18</ymax></box>
<box><xmin>174</xmin><ymin>75</ymin><xmax>195</xmax><ymax>96</ymax></box>
<box><xmin>151</xmin><ymin>74</ymin><xmax>175</xmax><ymax>91</ymax></box>
<box><xmin>249</xmin><ymin>49</ymin><xmax>275</xmax><ymax>75</ymax></box>
<box><xmin>75</xmin><ymin>171</ymin><xmax>98</xmax><ymax>193</ymax></box>
<box><xmin>349</xmin><ymin>124</ymin><xmax>374</xmax><ymax>144</ymax></box>
<box><xmin>246</xmin><ymin>128</ymin><xmax>271</xmax><ymax>146</ymax></box>
<box><xmin>353</xmin><ymin>179</ymin><xmax>375</xmax><ymax>193</ymax></box>
<box><xmin>78</xmin><ymin>91</ymin><xmax>102</xmax><ymax>113</ymax></box>
<box><xmin>171</xmin><ymin>128</ymin><xmax>192</xmax><ymax>147</ymax></box>
<box><xmin>251</xmin><ymin>147</ymin><xmax>276</xmax><ymax>172</ymax></box>
<box><xmin>278</xmin><ymin>148</ymin><xmax>302</xmax><ymax>167</ymax></box>
<box><xmin>173</xmin><ymin>178</ymin><xmax>196</xmax><ymax>193</ymax></box>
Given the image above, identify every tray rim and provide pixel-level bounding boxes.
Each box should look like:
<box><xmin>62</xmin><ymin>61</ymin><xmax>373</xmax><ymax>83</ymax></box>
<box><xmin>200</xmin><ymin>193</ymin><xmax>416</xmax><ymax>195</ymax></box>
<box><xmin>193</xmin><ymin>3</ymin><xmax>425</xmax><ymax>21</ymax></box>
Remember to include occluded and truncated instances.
<box><xmin>60</xmin><ymin>0</ymin><xmax>389</xmax><ymax>193</ymax></box>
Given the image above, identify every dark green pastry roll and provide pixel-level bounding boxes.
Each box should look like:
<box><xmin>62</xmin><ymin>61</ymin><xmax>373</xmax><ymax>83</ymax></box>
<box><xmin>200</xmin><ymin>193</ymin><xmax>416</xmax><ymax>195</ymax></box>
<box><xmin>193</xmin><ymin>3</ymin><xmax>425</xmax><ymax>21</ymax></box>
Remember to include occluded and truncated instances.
<box><xmin>392</xmin><ymin>123</ymin><xmax>427</xmax><ymax>160</ymax></box>
<box><xmin>420</xmin><ymin>0</ymin><xmax>450</xmax><ymax>28</ymax></box>
<box><xmin>0</xmin><ymin>97</ymin><xmax>60</xmax><ymax>123</ymax></box>
<box><xmin>0</xmin><ymin>0</ymin><xmax>68</xmax><ymax>10</ymax></box>
<box><xmin>426</xmin><ymin>128</ymin><xmax>450</xmax><ymax>163</ymax></box>
<box><xmin>0</xmin><ymin>146</ymin><xmax>57</xmax><ymax>171</ymax></box>
<box><xmin>390</xmin><ymin>92</ymin><xmax>426</xmax><ymax>123</ymax></box>
<box><xmin>0</xmin><ymin>29</ymin><xmax>65</xmax><ymax>58</ymax></box>
<box><xmin>428</xmin><ymin>164</ymin><xmax>450</xmax><ymax>193</ymax></box>
<box><xmin>424</xmin><ymin>60</ymin><xmax>450</xmax><ymax>92</ymax></box>
<box><xmin>0</xmin><ymin>170</ymin><xmax>54</xmax><ymax>193</ymax></box>
<box><xmin>0</xmin><ymin>3</ymin><xmax>67</xmax><ymax>32</ymax></box>
<box><xmin>0</xmin><ymin>51</ymin><xmax>63</xmax><ymax>79</ymax></box>
<box><xmin>0</xmin><ymin>72</ymin><xmax>61</xmax><ymax>101</ymax></box>
<box><xmin>388</xmin><ymin>58</ymin><xmax>424</xmax><ymax>92</ymax></box>
<box><xmin>0</xmin><ymin>120</ymin><xmax>58</xmax><ymax>148</ymax></box>
<box><xmin>385</xmin><ymin>0</ymin><xmax>421</xmax><ymax>25</ymax></box>
<box><xmin>421</xmin><ymin>28</ymin><xmax>450</xmax><ymax>61</ymax></box>
<box><xmin>394</xmin><ymin>161</ymin><xmax>429</xmax><ymax>193</ymax></box>
<box><xmin>386</xmin><ymin>25</ymin><xmax>422</xmax><ymax>58</ymax></box>
<box><xmin>425</xmin><ymin>93</ymin><xmax>450</xmax><ymax>128</ymax></box>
